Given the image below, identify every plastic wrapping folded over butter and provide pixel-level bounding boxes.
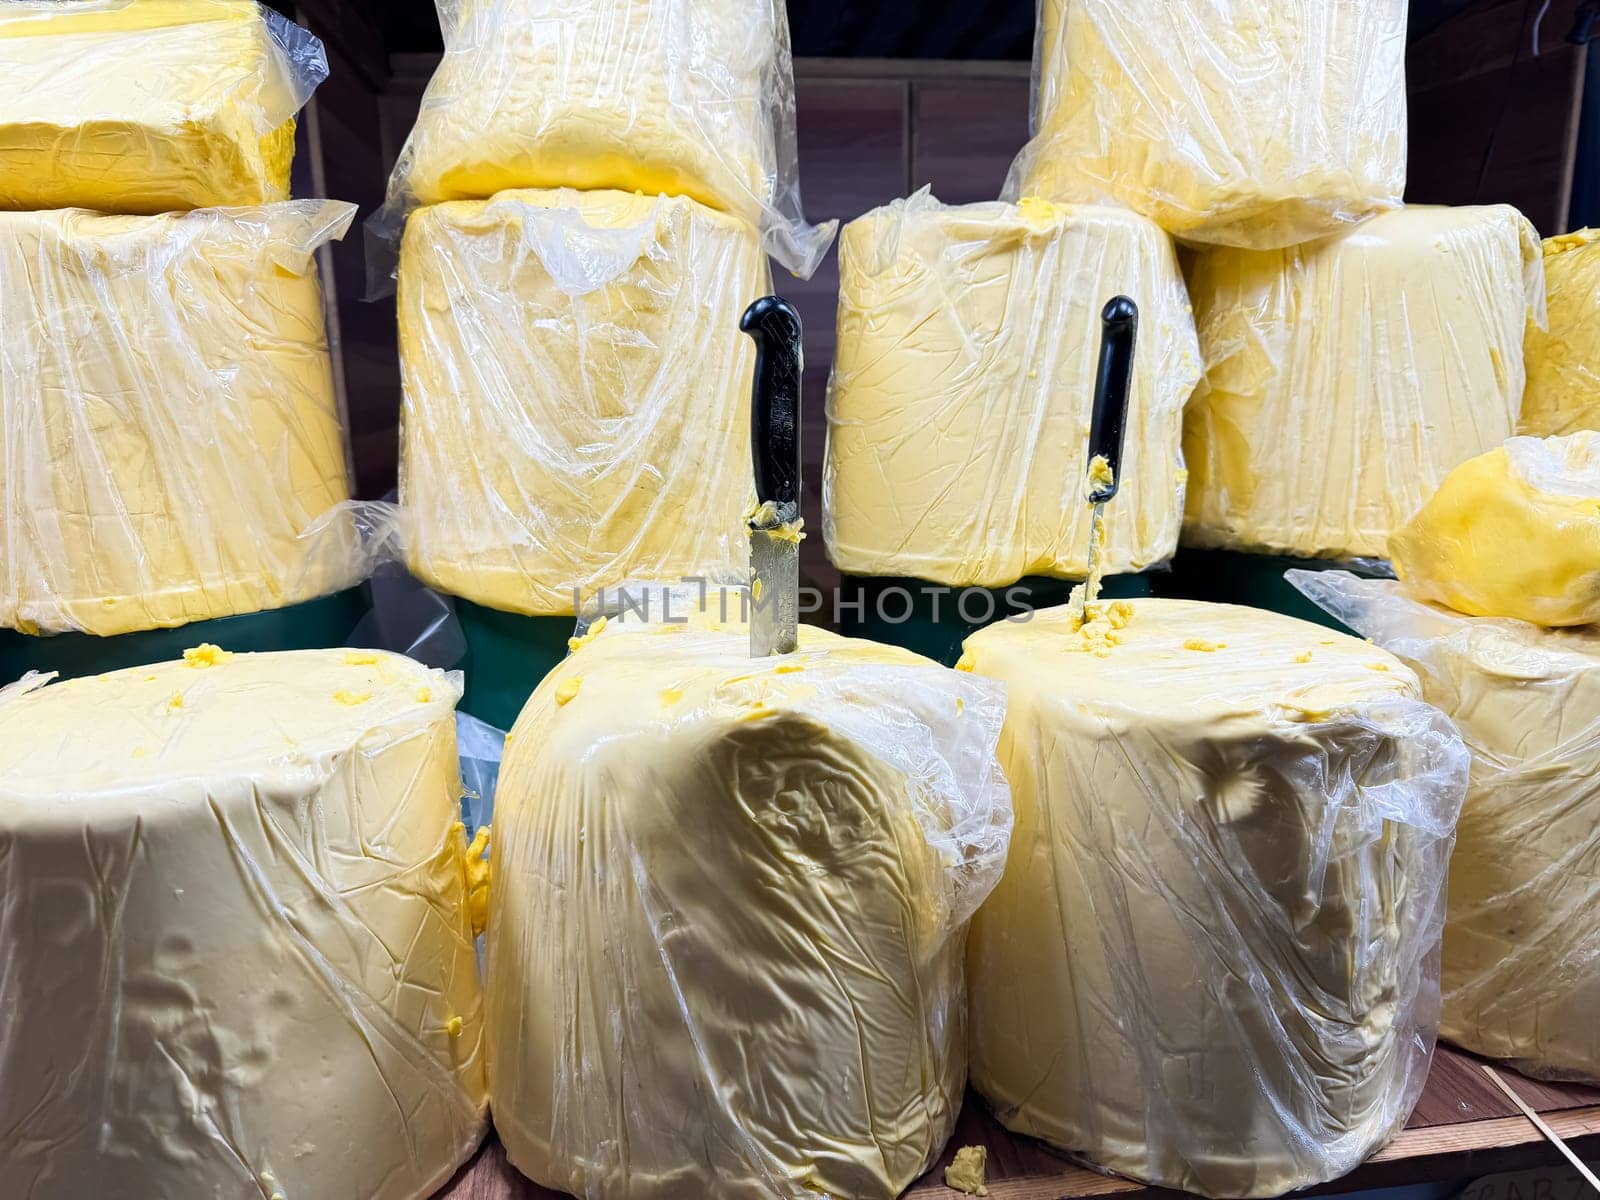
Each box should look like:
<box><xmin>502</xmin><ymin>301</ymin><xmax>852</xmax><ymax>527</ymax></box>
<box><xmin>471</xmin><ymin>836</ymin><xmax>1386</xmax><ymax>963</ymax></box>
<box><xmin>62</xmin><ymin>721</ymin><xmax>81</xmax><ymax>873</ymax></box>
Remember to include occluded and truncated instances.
<box><xmin>824</xmin><ymin>191</ymin><xmax>1200</xmax><ymax>588</ymax></box>
<box><xmin>961</xmin><ymin>598</ymin><xmax>1467</xmax><ymax>1198</ymax></box>
<box><xmin>0</xmin><ymin>0</ymin><xmax>326</xmax><ymax>213</ymax></box>
<box><xmin>1390</xmin><ymin>434</ymin><xmax>1600</xmax><ymax>627</ymax></box>
<box><xmin>381</xmin><ymin>0</ymin><xmax>834</xmax><ymax>277</ymax></box>
<box><xmin>0</xmin><ymin>202</ymin><xmax>360</xmax><ymax>638</ymax></box>
<box><xmin>1293</xmin><ymin>573</ymin><xmax>1600</xmax><ymax>1086</ymax></box>
<box><xmin>1184</xmin><ymin>205</ymin><xmax>1544</xmax><ymax>560</ymax></box>
<box><xmin>487</xmin><ymin>597</ymin><xmax>1013</xmax><ymax>1199</ymax></box>
<box><xmin>0</xmin><ymin>648</ymin><xmax>488</xmax><ymax>1199</ymax></box>
<box><xmin>398</xmin><ymin>189</ymin><xmax>765</xmax><ymax>617</ymax></box>
<box><xmin>1008</xmin><ymin>0</ymin><xmax>1408</xmax><ymax>249</ymax></box>
<box><xmin>1522</xmin><ymin>229</ymin><xmax>1600</xmax><ymax>436</ymax></box>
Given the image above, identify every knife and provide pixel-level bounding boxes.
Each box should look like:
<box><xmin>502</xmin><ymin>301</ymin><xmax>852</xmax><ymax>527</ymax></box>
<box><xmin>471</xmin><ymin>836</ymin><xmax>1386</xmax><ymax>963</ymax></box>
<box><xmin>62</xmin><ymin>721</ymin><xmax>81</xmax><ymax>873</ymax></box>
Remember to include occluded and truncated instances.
<box><xmin>741</xmin><ymin>295</ymin><xmax>804</xmax><ymax>658</ymax></box>
<box><xmin>1077</xmin><ymin>296</ymin><xmax>1139</xmax><ymax>624</ymax></box>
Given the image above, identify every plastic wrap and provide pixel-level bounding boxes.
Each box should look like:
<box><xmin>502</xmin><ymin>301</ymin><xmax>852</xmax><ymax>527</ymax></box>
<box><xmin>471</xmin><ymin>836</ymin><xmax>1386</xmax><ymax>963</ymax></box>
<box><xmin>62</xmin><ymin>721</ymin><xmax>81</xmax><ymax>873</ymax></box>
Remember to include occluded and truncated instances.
<box><xmin>1184</xmin><ymin>205</ymin><xmax>1544</xmax><ymax>560</ymax></box>
<box><xmin>824</xmin><ymin>192</ymin><xmax>1200</xmax><ymax>587</ymax></box>
<box><xmin>1389</xmin><ymin>434</ymin><xmax>1600</xmax><ymax>627</ymax></box>
<box><xmin>0</xmin><ymin>202</ymin><xmax>359</xmax><ymax>638</ymax></box>
<box><xmin>380</xmin><ymin>0</ymin><xmax>833</xmax><ymax>278</ymax></box>
<box><xmin>399</xmin><ymin>189</ymin><xmax>764</xmax><ymax>617</ymax></box>
<box><xmin>0</xmin><ymin>648</ymin><xmax>488</xmax><ymax>1198</ymax></box>
<box><xmin>0</xmin><ymin>0</ymin><xmax>326</xmax><ymax>213</ymax></box>
<box><xmin>961</xmin><ymin>597</ymin><xmax>1467</xmax><ymax>1198</ymax></box>
<box><xmin>487</xmin><ymin>600</ymin><xmax>1013</xmax><ymax>1199</ymax></box>
<box><xmin>1292</xmin><ymin>572</ymin><xmax>1600</xmax><ymax>1085</ymax></box>
<box><xmin>1007</xmin><ymin>0</ymin><xmax>1408</xmax><ymax>249</ymax></box>
<box><xmin>1522</xmin><ymin>229</ymin><xmax>1600</xmax><ymax>436</ymax></box>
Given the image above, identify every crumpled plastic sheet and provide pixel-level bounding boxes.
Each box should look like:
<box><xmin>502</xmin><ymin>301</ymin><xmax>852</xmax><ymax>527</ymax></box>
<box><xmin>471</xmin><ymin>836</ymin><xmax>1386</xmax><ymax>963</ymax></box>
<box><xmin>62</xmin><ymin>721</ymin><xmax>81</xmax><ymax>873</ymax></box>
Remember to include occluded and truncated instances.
<box><xmin>961</xmin><ymin>598</ymin><xmax>1469</xmax><ymax>1198</ymax></box>
<box><xmin>823</xmin><ymin>189</ymin><xmax>1201</xmax><ymax>587</ymax></box>
<box><xmin>485</xmin><ymin>597</ymin><xmax>1013</xmax><ymax>1198</ymax></box>
<box><xmin>0</xmin><ymin>649</ymin><xmax>489</xmax><ymax>1199</ymax></box>
<box><xmin>1522</xmin><ymin>229</ymin><xmax>1600</xmax><ymax>437</ymax></box>
<box><xmin>1292</xmin><ymin>571</ymin><xmax>1600</xmax><ymax>1086</ymax></box>
<box><xmin>396</xmin><ymin>189</ymin><xmax>763</xmax><ymax>618</ymax></box>
<box><xmin>372</xmin><ymin>0</ymin><xmax>835</xmax><ymax>283</ymax></box>
<box><xmin>0</xmin><ymin>0</ymin><xmax>327</xmax><ymax>213</ymax></box>
<box><xmin>1182</xmin><ymin>205</ymin><xmax>1545</xmax><ymax>560</ymax></box>
<box><xmin>1006</xmin><ymin>0</ymin><xmax>1409</xmax><ymax>249</ymax></box>
<box><xmin>0</xmin><ymin>201</ymin><xmax>362</xmax><ymax>638</ymax></box>
<box><xmin>1389</xmin><ymin>433</ymin><xmax>1600</xmax><ymax>628</ymax></box>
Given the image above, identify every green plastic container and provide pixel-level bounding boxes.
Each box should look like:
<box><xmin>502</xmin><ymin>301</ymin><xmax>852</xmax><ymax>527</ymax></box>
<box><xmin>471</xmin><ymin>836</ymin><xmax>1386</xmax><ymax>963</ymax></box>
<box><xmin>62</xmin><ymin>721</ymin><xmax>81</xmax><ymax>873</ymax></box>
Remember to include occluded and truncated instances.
<box><xmin>451</xmin><ymin>597</ymin><xmax>573</xmax><ymax>732</ymax></box>
<box><xmin>838</xmin><ymin>573</ymin><xmax>1156</xmax><ymax>668</ymax></box>
<box><xmin>0</xmin><ymin>587</ymin><xmax>371</xmax><ymax>684</ymax></box>
<box><xmin>1152</xmin><ymin>548</ymin><xmax>1392</xmax><ymax>636</ymax></box>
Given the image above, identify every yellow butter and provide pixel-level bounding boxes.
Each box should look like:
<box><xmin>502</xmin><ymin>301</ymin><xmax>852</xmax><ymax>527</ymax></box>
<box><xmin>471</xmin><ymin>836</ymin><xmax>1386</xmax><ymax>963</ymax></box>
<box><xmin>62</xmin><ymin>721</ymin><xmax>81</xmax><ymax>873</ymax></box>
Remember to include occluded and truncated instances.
<box><xmin>964</xmin><ymin>598</ymin><xmax>1455</xmax><ymax>1197</ymax></box>
<box><xmin>488</xmin><ymin>607</ymin><xmax>1009</xmax><ymax>1198</ymax></box>
<box><xmin>1184</xmin><ymin>206</ymin><xmax>1541</xmax><ymax>559</ymax></box>
<box><xmin>0</xmin><ymin>649</ymin><xmax>486</xmax><ymax>1198</ymax></box>
<box><xmin>0</xmin><ymin>0</ymin><xmax>318</xmax><ymax>213</ymax></box>
<box><xmin>0</xmin><ymin>203</ymin><xmax>356</xmax><ymax>637</ymax></box>
<box><xmin>1017</xmin><ymin>0</ymin><xmax>1407</xmax><ymax>248</ymax></box>
<box><xmin>1391</xmin><ymin>434</ymin><xmax>1600</xmax><ymax>626</ymax></box>
<box><xmin>1521</xmin><ymin>229</ymin><xmax>1600</xmax><ymax>436</ymax></box>
<box><xmin>945</xmin><ymin>1145</ymin><xmax>989</xmax><ymax>1196</ymax></box>
<box><xmin>399</xmin><ymin>189</ymin><xmax>764</xmax><ymax>616</ymax></box>
<box><xmin>825</xmin><ymin>194</ymin><xmax>1199</xmax><ymax>587</ymax></box>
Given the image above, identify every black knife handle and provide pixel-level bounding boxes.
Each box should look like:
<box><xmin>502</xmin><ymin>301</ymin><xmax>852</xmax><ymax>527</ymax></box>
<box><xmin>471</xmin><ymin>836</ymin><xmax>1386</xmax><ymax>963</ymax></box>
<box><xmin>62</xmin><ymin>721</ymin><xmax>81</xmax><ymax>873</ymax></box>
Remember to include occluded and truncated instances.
<box><xmin>1086</xmin><ymin>296</ymin><xmax>1138</xmax><ymax>504</ymax></box>
<box><xmin>742</xmin><ymin>295</ymin><xmax>804</xmax><ymax>512</ymax></box>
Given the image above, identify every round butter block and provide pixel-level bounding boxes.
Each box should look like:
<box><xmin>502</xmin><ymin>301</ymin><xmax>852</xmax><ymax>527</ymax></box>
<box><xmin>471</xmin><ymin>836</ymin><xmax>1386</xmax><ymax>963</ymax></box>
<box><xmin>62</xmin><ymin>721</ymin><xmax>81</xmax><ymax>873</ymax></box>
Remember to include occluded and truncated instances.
<box><xmin>962</xmin><ymin>598</ymin><xmax>1466</xmax><ymax>1198</ymax></box>
<box><xmin>1390</xmin><ymin>433</ymin><xmax>1600</xmax><ymax>627</ymax></box>
<box><xmin>487</xmin><ymin>604</ymin><xmax>1011</xmax><ymax>1199</ymax></box>
<box><xmin>1289</xmin><ymin>573</ymin><xmax>1600</xmax><ymax>1085</ymax></box>
<box><xmin>0</xmin><ymin>648</ymin><xmax>487</xmax><ymax>1200</ymax></box>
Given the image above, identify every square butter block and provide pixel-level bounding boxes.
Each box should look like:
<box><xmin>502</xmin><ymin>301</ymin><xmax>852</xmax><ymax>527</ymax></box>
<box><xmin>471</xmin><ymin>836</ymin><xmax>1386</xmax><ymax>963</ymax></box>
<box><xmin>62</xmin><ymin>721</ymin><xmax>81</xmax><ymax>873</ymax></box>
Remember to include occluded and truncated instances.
<box><xmin>399</xmin><ymin>189</ymin><xmax>766</xmax><ymax>616</ymax></box>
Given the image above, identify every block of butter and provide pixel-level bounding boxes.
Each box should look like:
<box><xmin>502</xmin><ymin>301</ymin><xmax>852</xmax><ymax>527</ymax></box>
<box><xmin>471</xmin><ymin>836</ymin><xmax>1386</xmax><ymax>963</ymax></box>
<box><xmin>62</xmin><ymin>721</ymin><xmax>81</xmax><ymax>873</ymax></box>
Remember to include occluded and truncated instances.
<box><xmin>0</xmin><ymin>648</ymin><xmax>488</xmax><ymax>1199</ymax></box>
<box><xmin>962</xmin><ymin>598</ymin><xmax>1466</xmax><ymax>1197</ymax></box>
<box><xmin>1522</xmin><ymin>229</ymin><xmax>1600</xmax><ymax>436</ymax></box>
<box><xmin>0</xmin><ymin>0</ymin><xmax>326</xmax><ymax>213</ymax></box>
<box><xmin>487</xmin><ymin>597</ymin><xmax>1012</xmax><ymax>1199</ymax></box>
<box><xmin>825</xmin><ymin>192</ymin><xmax>1200</xmax><ymax>587</ymax></box>
<box><xmin>388</xmin><ymin>0</ymin><xmax>830</xmax><ymax>275</ymax></box>
<box><xmin>399</xmin><ymin>189</ymin><xmax>764</xmax><ymax>617</ymax></box>
<box><xmin>1184</xmin><ymin>205</ymin><xmax>1542</xmax><ymax>560</ymax></box>
<box><xmin>1294</xmin><ymin>572</ymin><xmax>1600</xmax><ymax>1085</ymax></box>
<box><xmin>0</xmin><ymin>202</ymin><xmax>357</xmax><ymax>638</ymax></box>
<box><xmin>1391</xmin><ymin>434</ymin><xmax>1600</xmax><ymax>627</ymax></box>
<box><xmin>1013</xmin><ymin>0</ymin><xmax>1408</xmax><ymax>248</ymax></box>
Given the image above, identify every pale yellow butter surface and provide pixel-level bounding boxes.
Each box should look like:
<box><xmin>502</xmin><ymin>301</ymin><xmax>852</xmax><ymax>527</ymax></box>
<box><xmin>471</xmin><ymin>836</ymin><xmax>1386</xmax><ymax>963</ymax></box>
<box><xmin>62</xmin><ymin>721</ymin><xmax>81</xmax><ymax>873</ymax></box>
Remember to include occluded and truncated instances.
<box><xmin>1522</xmin><ymin>229</ymin><xmax>1600</xmax><ymax>436</ymax></box>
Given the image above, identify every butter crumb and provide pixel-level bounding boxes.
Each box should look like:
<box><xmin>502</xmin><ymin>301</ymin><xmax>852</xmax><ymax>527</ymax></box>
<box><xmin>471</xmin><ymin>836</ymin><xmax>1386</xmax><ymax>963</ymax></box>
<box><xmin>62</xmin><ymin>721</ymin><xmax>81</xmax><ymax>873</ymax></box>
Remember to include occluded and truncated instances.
<box><xmin>774</xmin><ymin>662</ymin><xmax>804</xmax><ymax>674</ymax></box>
<box><xmin>132</xmin><ymin>746</ymin><xmax>147</xmax><ymax>759</ymax></box>
<box><xmin>1067</xmin><ymin>600</ymin><xmax>1135</xmax><ymax>657</ymax></box>
<box><xmin>343</xmin><ymin>650</ymin><xmax>380</xmax><ymax>666</ymax></box>
<box><xmin>954</xmin><ymin>653</ymin><xmax>976</xmax><ymax>673</ymax></box>
<box><xmin>1294</xmin><ymin>651</ymin><xmax>1314</xmax><ymax>664</ymax></box>
<box><xmin>955</xmin><ymin>697</ymin><xmax>965</xmax><ymax>715</ymax></box>
<box><xmin>333</xmin><ymin>689</ymin><xmax>372</xmax><ymax>706</ymax></box>
<box><xmin>168</xmin><ymin>692</ymin><xmax>184</xmax><ymax>710</ymax></box>
<box><xmin>945</xmin><ymin>1145</ymin><xmax>989</xmax><ymax>1195</ymax></box>
<box><xmin>1018</xmin><ymin>195</ymin><xmax>1065</xmax><ymax>226</ymax></box>
<box><xmin>752</xmin><ymin>577</ymin><xmax>764</xmax><ymax>602</ymax></box>
<box><xmin>446</xmin><ymin>1016</ymin><xmax>463</xmax><ymax>1038</ymax></box>
<box><xmin>417</xmin><ymin>688</ymin><xmax>432</xmax><ymax>703</ymax></box>
<box><xmin>1183</xmin><ymin>638</ymin><xmax>1225</xmax><ymax>652</ymax></box>
<box><xmin>463</xmin><ymin>824</ymin><xmax>491</xmax><ymax>936</ymax></box>
<box><xmin>568</xmin><ymin>616</ymin><xmax>608</xmax><ymax>654</ymax></box>
<box><xmin>1086</xmin><ymin>454</ymin><xmax>1115</xmax><ymax>496</ymax></box>
<box><xmin>183</xmin><ymin>644</ymin><xmax>232</xmax><ymax>669</ymax></box>
<box><xmin>1369</xmin><ymin>662</ymin><xmax>1391</xmax><ymax>672</ymax></box>
<box><xmin>556</xmin><ymin>676</ymin><xmax>583</xmax><ymax>706</ymax></box>
<box><xmin>661</xmin><ymin>688</ymin><xmax>685</xmax><ymax>706</ymax></box>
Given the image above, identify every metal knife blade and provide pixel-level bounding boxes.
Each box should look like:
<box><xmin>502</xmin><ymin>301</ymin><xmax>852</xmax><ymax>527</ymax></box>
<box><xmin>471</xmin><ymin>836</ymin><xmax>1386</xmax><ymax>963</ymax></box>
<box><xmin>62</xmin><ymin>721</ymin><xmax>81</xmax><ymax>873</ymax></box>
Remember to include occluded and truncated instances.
<box><xmin>741</xmin><ymin>296</ymin><xmax>804</xmax><ymax>658</ymax></box>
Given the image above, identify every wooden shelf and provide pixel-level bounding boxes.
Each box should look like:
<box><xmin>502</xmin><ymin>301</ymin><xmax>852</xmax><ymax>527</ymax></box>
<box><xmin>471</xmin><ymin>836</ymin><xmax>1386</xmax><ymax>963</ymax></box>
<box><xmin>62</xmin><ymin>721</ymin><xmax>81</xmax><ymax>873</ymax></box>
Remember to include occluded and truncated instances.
<box><xmin>435</xmin><ymin>1046</ymin><xmax>1600</xmax><ymax>1199</ymax></box>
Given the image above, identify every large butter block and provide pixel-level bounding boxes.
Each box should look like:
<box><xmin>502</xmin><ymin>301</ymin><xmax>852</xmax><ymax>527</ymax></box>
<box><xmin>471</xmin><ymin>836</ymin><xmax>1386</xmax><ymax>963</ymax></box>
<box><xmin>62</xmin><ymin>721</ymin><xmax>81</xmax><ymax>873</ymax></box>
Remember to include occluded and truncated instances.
<box><xmin>1391</xmin><ymin>434</ymin><xmax>1600</xmax><ymax>627</ymax></box>
<box><xmin>0</xmin><ymin>0</ymin><xmax>325</xmax><ymax>213</ymax></box>
<box><xmin>1522</xmin><ymin>229</ymin><xmax>1600</xmax><ymax>436</ymax></box>
<box><xmin>1296</xmin><ymin>573</ymin><xmax>1600</xmax><ymax>1085</ymax></box>
<box><xmin>963</xmin><ymin>598</ymin><xmax>1465</xmax><ymax>1197</ymax></box>
<box><xmin>1014</xmin><ymin>0</ymin><xmax>1408</xmax><ymax>249</ymax></box>
<box><xmin>0</xmin><ymin>648</ymin><xmax>488</xmax><ymax>1198</ymax></box>
<box><xmin>1184</xmin><ymin>206</ymin><xmax>1542</xmax><ymax>560</ymax></box>
<box><xmin>824</xmin><ymin>194</ymin><xmax>1200</xmax><ymax>587</ymax></box>
<box><xmin>388</xmin><ymin>0</ymin><xmax>828</xmax><ymax>274</ymax></box>
<box><xmin>399</xmin><ymin>189</ymin><xmax>765</xmax><ymax>617</ymax></box>
<box><xmin>488</xmin><ymin>601</ymin><xmax>1011</xmax><ymax>1199</ymax></box>
<box><xmin>0</xmin><ymin>203</ymin><xmax>357</xmax><ymax>637</ymax></box>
